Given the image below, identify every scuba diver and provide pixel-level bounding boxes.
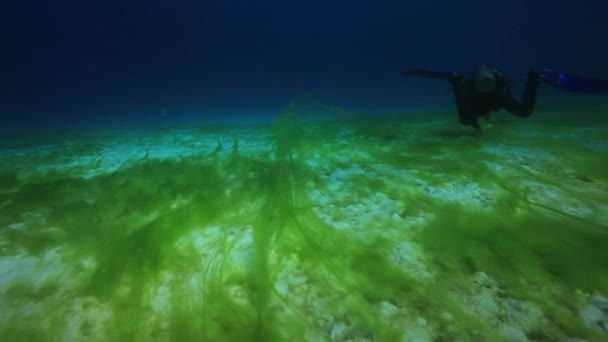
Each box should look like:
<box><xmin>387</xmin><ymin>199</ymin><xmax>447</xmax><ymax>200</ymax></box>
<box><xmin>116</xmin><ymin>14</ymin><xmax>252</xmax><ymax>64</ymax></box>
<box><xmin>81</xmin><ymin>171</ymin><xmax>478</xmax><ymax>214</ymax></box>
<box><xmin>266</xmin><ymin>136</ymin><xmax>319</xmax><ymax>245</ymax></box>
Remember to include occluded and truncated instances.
<box><xmin>402</xmin><ymin>65</ymin><xmax>608</xmax><ymax>133</ymax></box>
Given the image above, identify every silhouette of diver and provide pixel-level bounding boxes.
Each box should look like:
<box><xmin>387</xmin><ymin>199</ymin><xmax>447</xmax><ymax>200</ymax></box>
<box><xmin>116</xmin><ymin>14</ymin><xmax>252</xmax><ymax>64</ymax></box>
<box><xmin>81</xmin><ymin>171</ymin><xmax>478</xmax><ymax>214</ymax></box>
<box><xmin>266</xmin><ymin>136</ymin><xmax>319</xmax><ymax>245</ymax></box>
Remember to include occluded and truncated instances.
<box><xmin>402</xmin><ymin>64</ymin><xmax>608</xmax><ymax>133</ymax></box>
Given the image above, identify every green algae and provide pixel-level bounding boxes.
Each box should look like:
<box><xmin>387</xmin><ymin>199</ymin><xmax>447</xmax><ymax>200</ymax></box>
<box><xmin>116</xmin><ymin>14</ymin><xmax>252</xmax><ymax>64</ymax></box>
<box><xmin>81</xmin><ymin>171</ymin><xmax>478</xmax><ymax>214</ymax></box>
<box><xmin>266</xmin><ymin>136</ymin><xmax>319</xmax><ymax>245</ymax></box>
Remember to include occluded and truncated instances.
<box><xmin>0</xmin><ymin>104</ymin><xmax>607</xmax><ymax>341</ymax></box>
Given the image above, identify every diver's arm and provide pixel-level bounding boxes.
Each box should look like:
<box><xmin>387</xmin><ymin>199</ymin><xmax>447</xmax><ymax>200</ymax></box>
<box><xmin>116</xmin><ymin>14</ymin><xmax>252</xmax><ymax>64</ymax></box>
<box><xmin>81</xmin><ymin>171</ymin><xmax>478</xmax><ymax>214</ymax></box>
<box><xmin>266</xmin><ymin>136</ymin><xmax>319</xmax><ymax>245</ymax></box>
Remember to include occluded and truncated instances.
<box><xmin>503</xmin><ymin>71</ymin><xmax>540</xmax><ymax>118</ymax></box>
<box><xmin>451</xmin><ymin>79</ymin><xmax>482</xmax><ymax>132</ymax></box>
<box><xmin>451</xmin><ymin>78</ymin><xmax>472</xmax><ymax>123</ymax></box>
<box><xmin>471</xmin><ymin>119</ymin><xmax>482</xmax><ymax>134</ymax></box>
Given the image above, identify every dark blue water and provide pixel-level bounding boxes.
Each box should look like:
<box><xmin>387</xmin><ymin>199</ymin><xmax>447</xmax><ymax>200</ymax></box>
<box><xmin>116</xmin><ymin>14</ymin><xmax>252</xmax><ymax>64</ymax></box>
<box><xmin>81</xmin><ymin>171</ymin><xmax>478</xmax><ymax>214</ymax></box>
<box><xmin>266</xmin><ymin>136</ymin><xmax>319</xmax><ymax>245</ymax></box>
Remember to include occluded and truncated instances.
<box><xmin>2</xmin><ymin>0</ymin><xmax>607</xmax><ymax>130</ymax></box>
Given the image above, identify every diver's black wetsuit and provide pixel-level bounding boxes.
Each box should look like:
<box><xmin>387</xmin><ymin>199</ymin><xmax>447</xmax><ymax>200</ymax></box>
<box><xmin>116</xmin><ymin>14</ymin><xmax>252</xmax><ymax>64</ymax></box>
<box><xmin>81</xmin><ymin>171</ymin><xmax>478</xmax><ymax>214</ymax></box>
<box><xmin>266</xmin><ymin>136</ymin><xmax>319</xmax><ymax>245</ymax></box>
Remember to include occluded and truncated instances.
<box><xmin>404</xmin><ymin>67</ymin><xmax>540</xmax><ymax>132</ymax></box>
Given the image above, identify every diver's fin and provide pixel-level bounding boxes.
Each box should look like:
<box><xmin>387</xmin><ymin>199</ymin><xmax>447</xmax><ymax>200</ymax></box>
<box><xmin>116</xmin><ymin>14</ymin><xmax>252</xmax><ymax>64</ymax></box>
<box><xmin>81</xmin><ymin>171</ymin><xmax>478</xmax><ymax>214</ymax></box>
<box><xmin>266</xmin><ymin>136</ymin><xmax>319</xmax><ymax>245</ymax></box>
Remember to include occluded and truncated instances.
<box><xmin>402</xmin><ymin>69</ymin><xmax>460</xmax><ymax>81</ymax></box>
<box><xmin>539</xmin><ymin>68</ymin><xmax>608</xmax><ymax>94</ymax></box>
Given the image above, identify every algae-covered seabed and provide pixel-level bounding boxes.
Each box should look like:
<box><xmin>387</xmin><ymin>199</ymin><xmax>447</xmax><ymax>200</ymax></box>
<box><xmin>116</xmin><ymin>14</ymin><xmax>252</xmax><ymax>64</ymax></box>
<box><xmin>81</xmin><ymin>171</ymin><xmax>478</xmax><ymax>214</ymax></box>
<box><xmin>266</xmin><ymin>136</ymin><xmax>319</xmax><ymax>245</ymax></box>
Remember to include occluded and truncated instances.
<box><xmin>1</xmin><ymin>104</ymin><xmax>608</xmax><ymax>342</ymax></box>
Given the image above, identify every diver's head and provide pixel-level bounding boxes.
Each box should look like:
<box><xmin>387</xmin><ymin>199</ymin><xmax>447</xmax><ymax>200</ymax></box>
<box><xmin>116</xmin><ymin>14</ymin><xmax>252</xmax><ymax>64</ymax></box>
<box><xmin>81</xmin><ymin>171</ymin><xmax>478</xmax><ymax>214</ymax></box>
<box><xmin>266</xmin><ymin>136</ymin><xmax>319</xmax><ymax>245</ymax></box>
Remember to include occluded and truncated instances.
<box><xmin>473</xmin><ymin>64</ymin><xmax>496</xmax><ymax>93</ymax></box>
